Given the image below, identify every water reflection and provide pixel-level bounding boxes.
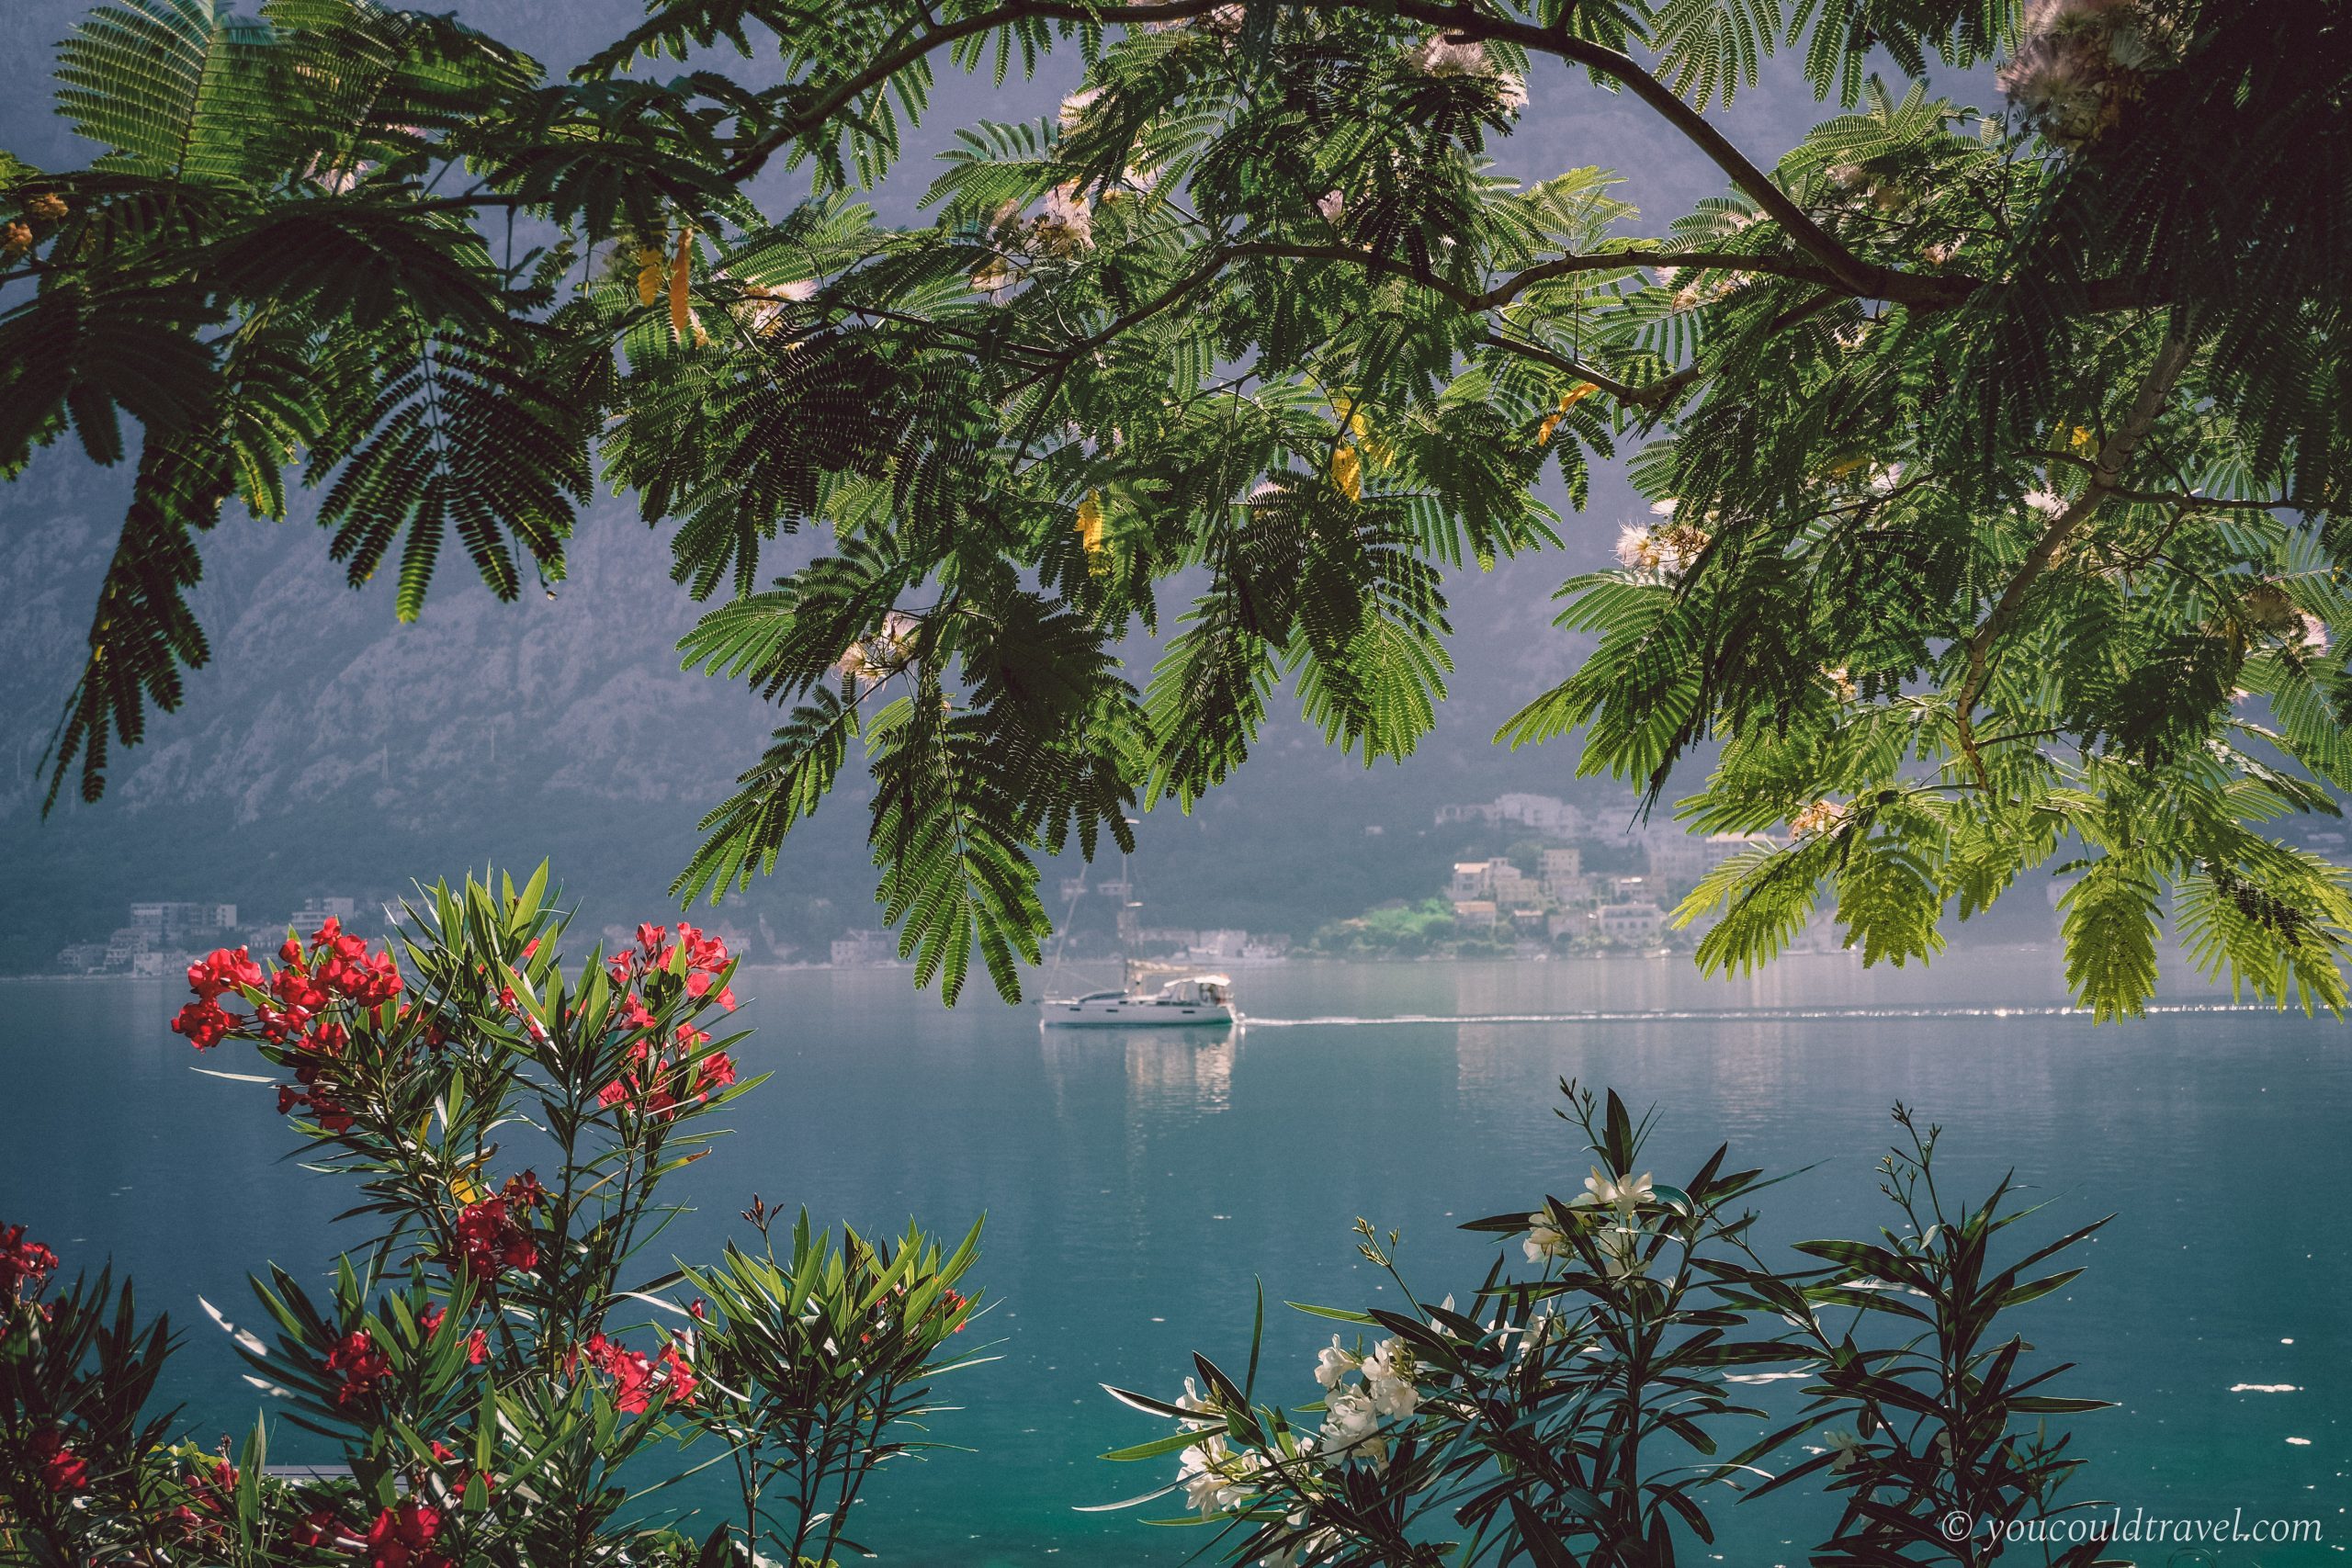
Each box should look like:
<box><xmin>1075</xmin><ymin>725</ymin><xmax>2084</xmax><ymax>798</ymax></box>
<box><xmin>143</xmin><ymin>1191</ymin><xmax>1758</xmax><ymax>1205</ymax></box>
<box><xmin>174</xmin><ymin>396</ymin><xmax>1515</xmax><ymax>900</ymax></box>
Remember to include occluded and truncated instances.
<box><xmin>1041</xmin><ymin>1023</ymin><xmax>1236</xmax><ymax>1114</ymax></box>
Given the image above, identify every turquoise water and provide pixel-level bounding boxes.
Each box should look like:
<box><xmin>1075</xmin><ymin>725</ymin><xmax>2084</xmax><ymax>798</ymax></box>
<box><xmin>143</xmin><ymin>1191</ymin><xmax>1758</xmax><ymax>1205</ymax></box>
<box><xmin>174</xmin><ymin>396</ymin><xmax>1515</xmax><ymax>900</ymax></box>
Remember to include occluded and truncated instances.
<box><xmin>4</xmin><ymin>953</ymin><xmax>2346</xmax><ymax>1563</ymax></box>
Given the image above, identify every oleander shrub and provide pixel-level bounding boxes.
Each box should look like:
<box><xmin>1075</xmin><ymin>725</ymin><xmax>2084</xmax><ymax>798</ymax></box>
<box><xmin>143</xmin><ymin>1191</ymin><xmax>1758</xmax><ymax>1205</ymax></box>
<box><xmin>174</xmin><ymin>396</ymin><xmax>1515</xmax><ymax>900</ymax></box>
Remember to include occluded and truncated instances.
<box><xmin>1108</xmin><ymin>1086</ymin><xmax>2113</xmax><ymax>1568</ymax></box>
<box><xmin>1</xmin><ymin>867</ymin><xmax>987</xmax><ymax>1568</ymax></box>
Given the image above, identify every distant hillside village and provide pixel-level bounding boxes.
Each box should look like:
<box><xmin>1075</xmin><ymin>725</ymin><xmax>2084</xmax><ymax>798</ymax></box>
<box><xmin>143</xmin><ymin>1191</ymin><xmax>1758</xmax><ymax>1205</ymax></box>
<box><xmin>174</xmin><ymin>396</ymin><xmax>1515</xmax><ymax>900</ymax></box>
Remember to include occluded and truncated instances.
<box><xmin>46</xmin><ymin>795</ymin><xmax>1790</xmax><ymax>976</ymax></box>
<box><xmin>51</xmin><ymin>897</ymin><xmax>368</xmax><ymax>977</ymax></box>
<box><xmin>1311</xmin><ymin>793</ymin><xmax>1789</xmax><ymax>959</ymax></box>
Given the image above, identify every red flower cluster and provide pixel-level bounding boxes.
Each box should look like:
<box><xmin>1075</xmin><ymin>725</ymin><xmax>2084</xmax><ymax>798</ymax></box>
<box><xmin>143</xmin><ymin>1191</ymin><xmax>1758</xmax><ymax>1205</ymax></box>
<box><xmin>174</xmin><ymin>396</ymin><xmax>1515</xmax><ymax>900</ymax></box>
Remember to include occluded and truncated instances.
<box><xmin>594</xmin><ymin>1038</ymin><xmax>737</xmax><ymax>1118</ymax></box>
<box><xmin>300</xmin><ymin>919</ymin><xmax>403</xmax><ymax>1006</ymax></box>
<box><xmin>171</xmin><ymin>919</ymin><xmax>402</xmax><ymax>1065</ymax></box>
<box><xmin>418</xmin><ymin>1303</ymin><xmax>489</xmax><ymax>1365</ymax></box>
<box><xmin>166</xmin><ymin>1452</ymin><xmax>237</xmax><ymax>1543</ymax></box>
<box><xmin>941</xmin><ymin>1287</ymin><xmax>970</xmax><ymax>1333</ymax></box>
<box><xmin>327</xmin><ymin>1328</ymin><xmax>390</xmax><ymax>1406</ymax></box>
<box><xmin>583</xmin><ymin>1333</ymin><xmax>698</xmax><ymax>1414</ymax></box>
<box><xmin>365</xmin><ymin>1501</ymin><xmax>450</xmax><ymax>1568</ymax></box>
<box><xmin>28</xmin><ymin>1429</ymin><xmax>88</xmax><ymax>1493</ymax></box>
<box><xmin>592</xmin><ymin>925</ymin><xmax>739</xmax><ymax>1114</ymax></box>
<box><xmin>1</xmin><ymin>1224</ymin><xmax>60</xmax><ymax>1303</ymax></box>
<box><xmin>449</xmin><ymin>1176</ymin><xmax>543</xmax><ymax>1279</ymax></box>
<box><xmin>610</xmin><ymin>921</ymin><xmax>739</xmax><ymax>1011</ymax></box>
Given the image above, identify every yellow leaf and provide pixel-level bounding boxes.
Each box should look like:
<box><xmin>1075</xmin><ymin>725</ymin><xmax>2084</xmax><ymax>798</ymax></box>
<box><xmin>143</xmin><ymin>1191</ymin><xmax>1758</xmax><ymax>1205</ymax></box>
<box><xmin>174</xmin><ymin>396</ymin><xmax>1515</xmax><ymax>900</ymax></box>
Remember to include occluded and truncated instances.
<box><xmin>1538</xmin><ymin>384</ymin><xmax>1598</xmax><ymax>446</ymax></box>
<box><xmin>1331</xmin><ymin>445</ymin><xmax>1363</xmax><ymax>502</ymax></box>
<box><xmin>669</xmin><ymin>230</ymin><xmax>694</xmax><ymax>341</ymax></box>
<box><xmin>450</xmin><ymin>1169</ymin><xmax>487</xmax><ymax>1206</ymax></box>
<box><xmin>1075</xmin><ymin>491</ymin><xmax>1107</xmax><ymax>554</ymax></box>
<box><xmin>2069</xmin><ymin>424</ymin><xmax>2097</xmax><ymax>453</ymax></box>
<box><xmin>634</xmin><ymin>246</ymin><xmax>665</xmax><ymax>308</ymax></box>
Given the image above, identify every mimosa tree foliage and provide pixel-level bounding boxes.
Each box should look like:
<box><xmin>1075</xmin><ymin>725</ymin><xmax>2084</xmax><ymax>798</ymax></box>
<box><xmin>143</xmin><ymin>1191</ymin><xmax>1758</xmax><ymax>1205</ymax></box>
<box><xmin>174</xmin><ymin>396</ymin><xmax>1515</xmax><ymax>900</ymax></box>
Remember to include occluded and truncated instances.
<box><xmin>6</xmin><ymin>0</ymin><xmax>2349</xmax><ymax>1012</ymax></box>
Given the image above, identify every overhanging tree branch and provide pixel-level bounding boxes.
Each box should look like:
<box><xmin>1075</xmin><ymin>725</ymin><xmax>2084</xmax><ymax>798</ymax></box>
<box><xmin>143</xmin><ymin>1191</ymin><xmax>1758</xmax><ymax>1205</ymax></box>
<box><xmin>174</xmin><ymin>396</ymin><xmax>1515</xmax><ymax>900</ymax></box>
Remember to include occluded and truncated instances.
<box><xmin>1951</xmin><ymin>322</ymin><xmax>2200</xmax><ymax>784</ymax></box>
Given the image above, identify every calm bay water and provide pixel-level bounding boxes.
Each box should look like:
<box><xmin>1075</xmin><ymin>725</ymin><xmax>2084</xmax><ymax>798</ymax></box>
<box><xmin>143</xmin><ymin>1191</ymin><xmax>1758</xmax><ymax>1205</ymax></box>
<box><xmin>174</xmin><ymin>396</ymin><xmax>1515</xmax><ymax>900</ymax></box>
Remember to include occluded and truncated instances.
<box><xmin>4</xmin><ymin>952</ymin><xmax>2346</xmax><ymax>1563</ymax></box>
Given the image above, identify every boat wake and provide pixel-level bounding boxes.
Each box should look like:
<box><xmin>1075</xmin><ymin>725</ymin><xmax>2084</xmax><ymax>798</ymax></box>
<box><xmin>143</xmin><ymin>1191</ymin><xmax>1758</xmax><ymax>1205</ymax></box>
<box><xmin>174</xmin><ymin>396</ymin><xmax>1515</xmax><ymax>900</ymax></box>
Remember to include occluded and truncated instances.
<box><xmin>1240</xmin><ymin>1001</ymin><xmax>2301</xmax><ymax>1028</ymax></box>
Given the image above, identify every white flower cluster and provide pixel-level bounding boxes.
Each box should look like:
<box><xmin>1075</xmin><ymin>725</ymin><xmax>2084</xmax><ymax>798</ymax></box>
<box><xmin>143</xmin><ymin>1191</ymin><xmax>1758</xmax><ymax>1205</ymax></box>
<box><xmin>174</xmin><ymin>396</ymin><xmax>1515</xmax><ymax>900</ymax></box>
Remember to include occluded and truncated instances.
<box><xmin>836</xmin><ymin>610</ymin><xmax>922</xmax><ymax>689</ymax></box>
<box><xmin>1312</xmin><ymin>1334</ymin><xmax>1419</xmax><ymax>1471</ymax></box>
<box><xmin>1523</xmin><ymin>1166</ymin><xmax>1655</xmax><ymax>1279</ymax></box>
<box><xmin>1033</xmin><ymin>184</ymin><xmax>1094</xmax><ymax>254</ymax></box>
<box><xmin>1996</xmin><ymin>0</ymin><xmax>2176</xmax><ymax>150</ymax></box>
<box><xmin>1160</xmin><ymin>1331</ymin><xmax>1424</xmax><ymax>1556</ymax></box>
<box><xmin>735</xmin><ymin>276</ymin><xmax>818</xmax><ymax>335</ymax></box>
<box><xmin>1403</xmin><ymin>34</ymin><xmax>1527</xmax><ymax>114</ymax></box>
<box><xmin>1613</xmin><ymin>513</ymin><xmax>1712</xmax><ymax>582</ymax></box>
<box><xmin>1788</xmin><ymin>798</ymin><xmax>1848</xmax><ymax>840</ymax></box>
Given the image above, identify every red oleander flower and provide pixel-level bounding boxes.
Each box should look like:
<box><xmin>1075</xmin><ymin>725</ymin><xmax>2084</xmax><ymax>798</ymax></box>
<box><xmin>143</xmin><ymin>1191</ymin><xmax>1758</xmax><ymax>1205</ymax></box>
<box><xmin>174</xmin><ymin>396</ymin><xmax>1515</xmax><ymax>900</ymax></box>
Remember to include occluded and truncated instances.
<box><xmin>657</xmin><ymin>1345</ymin><xmax>699</xmax><ymax>1405</ymax></box>
<box><xmin>585</xmin><ymin>1333</ymin><xmax>657</xmax><ymax>1412</ymax></box>
<box><xmin>29</xmin><ymin>1429</ymin><xmax>88</xmax><ymax>1493</ymax></box>
<box><xmin>584</xmin><ymin>1331</ymin><xmax>698</xmax><ymax>1412</ymax></box>
<box><xmin>1</xmin><ymin>1224</ymin><xmax>60</xmax><ymax>1301</ymax></box>
<box><xmin>327</xmin><ymin>1329</ymin><xmax>390</xmax><ymax>1405</ymax></box>
<box><xmin>942</xmin><ymin>1287</ymin><xmax>970</xmax><ymax>1332</ymax></box>
<box><xmin>500</xmin><ymin>1170</ymin><xmax>547</xmax><ymax>1212</ymax></box>
<box><xmin>317</xmin><ymin>1091</ymin><xmax>354</xmax><ymax>1134</ymax></box>
<box><xmin>695</xmin><ymin>1052</ymin><xmax>737</xmax><ymax>1092</ymax></box>
<box><xmin>171</xmin><ymin>998</ymin><xmax>238</xmax><ymax>1051</ymax></box>
<box><xmin>421</xmin><ymin>1303</ymin><xmax>492</xmax><ymax>1366</ymax></box>
<box><xmin>364</xmin><ymin>1502</ymin><xmax>450</xmax><ymax>1568</ymax></box>
<box><xmin>167</xmin><ymin>1453</ymin><xmax>237</xmax><ymax>1540</ymax></box>
<box><xmin>186</xmin><ymin>947</ymin><xmax>263</xmax><ymax>1001</ymax></box>
<box><xmin>452</xmin><ymin>1196</ymin><xmax>537</xmax><ymax>1277</ymax></box>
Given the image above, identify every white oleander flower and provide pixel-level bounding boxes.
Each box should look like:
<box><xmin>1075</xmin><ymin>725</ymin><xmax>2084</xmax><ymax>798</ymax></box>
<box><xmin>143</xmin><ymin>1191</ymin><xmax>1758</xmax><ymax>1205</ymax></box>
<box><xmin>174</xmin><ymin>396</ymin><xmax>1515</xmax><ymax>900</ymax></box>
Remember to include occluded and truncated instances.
<box><xmin>1596</xmin><ymin>1223</ymin><xmax>1649</xmax><ymax>1280</ymax></box>
<box><xmin>1314</xmin><ymin>1337</ymin><xmax>1358</xmax><ymax>1389</ymax></box>
<box><xmin>1319</xmin><ymin>1387</ymin><xmax>1379</xmax><ymax>1456</ymax></box>
<box><xmin>1523</xmin><ymin>1208</ymin><xmax>1571</xmax><ymax>1263</ymax></box>
<box><xmin>1361</xmin><ymin>1338</ymin><xmax>1418</xmax><ymax>1417</ymax></box>
<box><xmin>1822</xmin><ymin>1427</ymin><xmax>1865</xmax><ymax>1471</ymax></box>
<box><xmin>1315</xmin><ymin>188</ymin><xmax>1345</xmax><ymax>223</ymax></box>
<box><xmin>1179</xmin><ymin>1437</ymin><xmax>1246</xmax><ymax>1515</ymax></box>
<box><xmin>1176</xmin><ymin>1374</ymin><xmax>1218</xmax><ymax>1429</ymax></box>
<box><xmin>1581</xmin><ymin>1166</ymin><xmax>1654</xmax><ymax>1212</ymax></box>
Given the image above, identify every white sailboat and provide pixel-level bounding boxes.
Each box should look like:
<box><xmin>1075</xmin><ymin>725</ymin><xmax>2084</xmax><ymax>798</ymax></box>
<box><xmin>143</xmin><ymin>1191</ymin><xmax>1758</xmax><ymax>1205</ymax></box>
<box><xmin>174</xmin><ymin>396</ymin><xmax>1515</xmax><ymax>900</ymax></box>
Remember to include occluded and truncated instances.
<box><xmin>1041</xmin><ymin>964</ymin><xmax>1236</xmax><ymax>1028</ymax></box>
<box><xmin>1038</xmin><ymin>839</ymin><xmax>1238</xmax><ymax>1026</ymax></box>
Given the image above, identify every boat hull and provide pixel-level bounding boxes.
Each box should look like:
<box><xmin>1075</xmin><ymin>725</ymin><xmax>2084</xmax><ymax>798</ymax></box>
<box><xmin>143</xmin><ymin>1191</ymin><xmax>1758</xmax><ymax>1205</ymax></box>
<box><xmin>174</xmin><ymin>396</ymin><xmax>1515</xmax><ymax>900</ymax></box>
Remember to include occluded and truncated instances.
<box><xmin>1040</xmin><ymin>1000</ymin><xmax>1237</xmax><ymax>1027</ymax></box>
